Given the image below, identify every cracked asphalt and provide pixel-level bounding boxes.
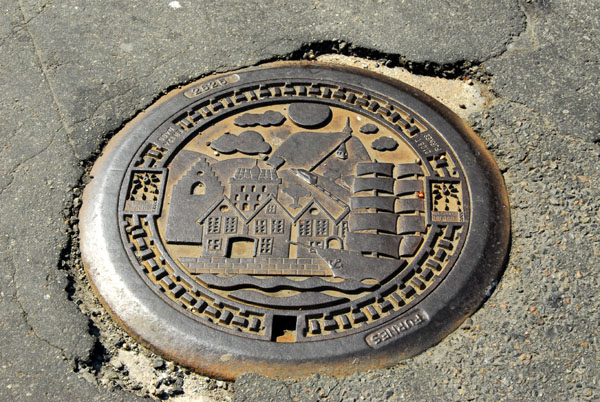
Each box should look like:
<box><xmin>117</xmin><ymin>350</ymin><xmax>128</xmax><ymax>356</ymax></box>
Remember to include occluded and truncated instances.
<box><xmin>1</xmin><ymin>0</ymin><xmax>598</xmax><ymax>401</ymax></box>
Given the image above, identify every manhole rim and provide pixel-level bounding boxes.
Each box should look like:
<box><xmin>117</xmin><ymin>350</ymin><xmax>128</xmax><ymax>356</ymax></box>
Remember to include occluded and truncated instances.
<box><xmin>80</xmin><ymin>61</ymin><xmax>510</xmax><ymax>379</ymax></box>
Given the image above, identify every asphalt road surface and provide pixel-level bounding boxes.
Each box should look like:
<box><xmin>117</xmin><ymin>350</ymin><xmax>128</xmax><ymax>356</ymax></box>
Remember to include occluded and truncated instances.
<box><xmin>1</xmin><ymin>1</ymin><xmax>598</xmax><ymax>401</ymax></box>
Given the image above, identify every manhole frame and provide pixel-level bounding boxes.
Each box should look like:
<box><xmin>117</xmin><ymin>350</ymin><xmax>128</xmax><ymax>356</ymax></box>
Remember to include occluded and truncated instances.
<box><xmin>80</xmin><ymin>61</ymin><xmax>510</xmax><ymax>379</ymax></box>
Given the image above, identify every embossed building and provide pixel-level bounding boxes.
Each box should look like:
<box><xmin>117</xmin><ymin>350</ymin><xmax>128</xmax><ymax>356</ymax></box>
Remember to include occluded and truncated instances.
<box><xmin>197</xmin><ymin>195</ymin><xmax>293</xmax><ymax>259</ymax></box>
<box><xmin>229</xmin><ymin>163</ymin><xmax>281</xmax><ymax>212</ymax></box>
<box><xmin>165</xmin><ymin>157</ymin><xmax>224</xmax><ymax>244</ymax></box>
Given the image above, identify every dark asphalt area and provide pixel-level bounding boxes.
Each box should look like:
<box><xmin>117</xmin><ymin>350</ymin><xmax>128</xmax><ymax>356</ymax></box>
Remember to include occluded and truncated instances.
<box><xmin>1</xmin><ymin>0</ymin><xmax>598</xmax><ymax>401</ymax></box>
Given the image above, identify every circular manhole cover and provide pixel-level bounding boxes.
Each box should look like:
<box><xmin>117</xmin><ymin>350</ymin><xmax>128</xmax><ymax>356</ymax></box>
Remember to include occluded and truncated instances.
<box><xmin>80</xmin><ymin>62</ymin><xmax>509</xmax><ymax>379</ymax></box>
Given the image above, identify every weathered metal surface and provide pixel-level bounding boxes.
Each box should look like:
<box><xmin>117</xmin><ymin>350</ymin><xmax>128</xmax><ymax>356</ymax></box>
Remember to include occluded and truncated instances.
<box><xmin>79</xmin><ymin>62</ymin><xmax>510</xmax><ymax>379</ymax></box>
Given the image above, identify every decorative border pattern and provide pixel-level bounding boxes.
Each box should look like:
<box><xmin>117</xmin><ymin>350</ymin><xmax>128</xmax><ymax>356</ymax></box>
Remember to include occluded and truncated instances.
<box><xmin>117</xmin><ymin>79</ymin><xmax>470</xmax><ymax>341</ymax></box>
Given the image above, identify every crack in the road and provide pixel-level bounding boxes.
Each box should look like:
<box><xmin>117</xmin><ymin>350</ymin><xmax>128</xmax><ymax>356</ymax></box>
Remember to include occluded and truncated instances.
<box><xmin>261</xmin><ymin>40</ymin><xmax>486</xmax><ymax>79</ymax></box>
<box><xmin>0</xmin><ymin>2</ymin><xmax>50</xmax><ymax>48</ymax></box>
<box><xmin>20</xmin><ymin>1</ymin><xmax>51</xmax><ymax>26</ymax></box>
<box><xmin>0</xmin><ymin>125</ymin><xmax>60</xmax><ymax>196</ymax></box>
<box><xmin>4</xmin><ymin>248</ymin><xmax>70</xmax><ymax>357</ymax></box>
<box><xmin>16</xmin><ymin>0</ymin><xmax>78</xmax><ymax>160</ymax></box>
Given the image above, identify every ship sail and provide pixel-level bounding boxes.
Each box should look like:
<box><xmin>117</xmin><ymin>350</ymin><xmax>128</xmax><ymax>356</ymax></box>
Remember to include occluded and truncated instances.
<box><xmin>356</xmin><ymin>162</ymin><xmax>394</xmax><ymax>177</ymax></box>
<box><xmin>350</xmin><ymin>196</ymin><xmax>395</xmax><ymax>212</ymax></box>
<box><xmin>349</xmin><ymin>212</ymin><xmax>398</xmax><ymax>233</ymax></box>
<box><xmin>394</xmin><ymin>179</ymin><xmax>423</xmax><ymax>195</ymax></box>
<box><xmin>353</xmin><ymin>177</ymin><xmax>394</xmax><ymax>194</ymax></box>
<box><xmin>346</xmin><ymin>232</ymin><xmax>401</xmax><ymax>258</ymax></box>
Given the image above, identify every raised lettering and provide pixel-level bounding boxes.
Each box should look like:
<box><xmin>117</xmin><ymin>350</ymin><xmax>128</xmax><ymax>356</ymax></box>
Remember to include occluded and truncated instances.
<box><xmin>184</xmin><ymin>74</ymin><xmax>241</xmax><ymax>98</ymax></box>
<box><xmin>414</xmin><ymin>314</ymin><xmax>423</xmax><ymax>324</ymax></box>
<box><xmin>157</xmin><ymin>126</ymin><xmax>184</xmax><ymax>147</ymax></box>
<box><xmin>365</xmin><ymin>309</ymin><xmax>429</xmax><ymax>348</ymax></box>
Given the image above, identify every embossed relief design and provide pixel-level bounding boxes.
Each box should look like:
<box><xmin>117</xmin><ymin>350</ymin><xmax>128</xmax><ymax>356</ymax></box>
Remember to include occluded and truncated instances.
<box><xmin>124</xmin><ymin>170</ymin><xmax>165</xmax><ymax>214</ymax></box>
<box><xmin>161</xmin><ymin>104</ymin><xmax>426</xmax><ymax>286</ymax></box>
<box><xmin>119</xmin><ymin>81</ymin><xmax>470</xmax><ymax>342</ymax></box>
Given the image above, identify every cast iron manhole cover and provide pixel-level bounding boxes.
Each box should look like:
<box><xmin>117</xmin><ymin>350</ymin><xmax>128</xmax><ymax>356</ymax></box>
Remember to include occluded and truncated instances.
<box><xmin>80</xmin><ymin>63</ymin><xmax>509</xmax><ymax>379</ymax></box>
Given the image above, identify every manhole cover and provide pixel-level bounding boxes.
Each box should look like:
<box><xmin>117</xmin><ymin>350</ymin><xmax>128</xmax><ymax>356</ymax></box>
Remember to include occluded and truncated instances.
<box><xmin>80</xmin><ymin>63</ymin><xmax>509</xmax><ymax>379</ymax></box>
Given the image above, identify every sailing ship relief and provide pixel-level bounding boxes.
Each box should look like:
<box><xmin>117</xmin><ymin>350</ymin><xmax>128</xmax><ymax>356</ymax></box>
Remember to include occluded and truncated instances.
<box><xmin>158</xmin><ymin>102</ymin><xmax>435</xmax><ymax>302</ymax></box>
<box><xmin>316</xmin><ymin>160</ymin><xmax>425</xmax><ymax>282</ymax></box>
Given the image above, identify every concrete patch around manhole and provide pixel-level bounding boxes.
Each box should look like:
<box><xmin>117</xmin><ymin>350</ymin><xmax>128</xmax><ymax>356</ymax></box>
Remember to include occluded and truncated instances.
<box><xmin>106</xmin><ymin>350</ymin><xmax>227</xmax><ymax>400</ymax></box>
<box><xmin>318</xmin><ymin>54</ymin><xmax>492</xmax><ymax>121</ymax></box>
<box><xmin>78</xmin><ymin>61</ymin><xmax>509</xmax><ymax>380</ymax></box>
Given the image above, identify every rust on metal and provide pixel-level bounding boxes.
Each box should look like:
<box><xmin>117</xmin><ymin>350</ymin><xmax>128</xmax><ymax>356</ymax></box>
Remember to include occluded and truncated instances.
<box><xmin>79</xmin><ymin>62</ymin><xmax>510</xmax><ymax>379</ymax></box>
